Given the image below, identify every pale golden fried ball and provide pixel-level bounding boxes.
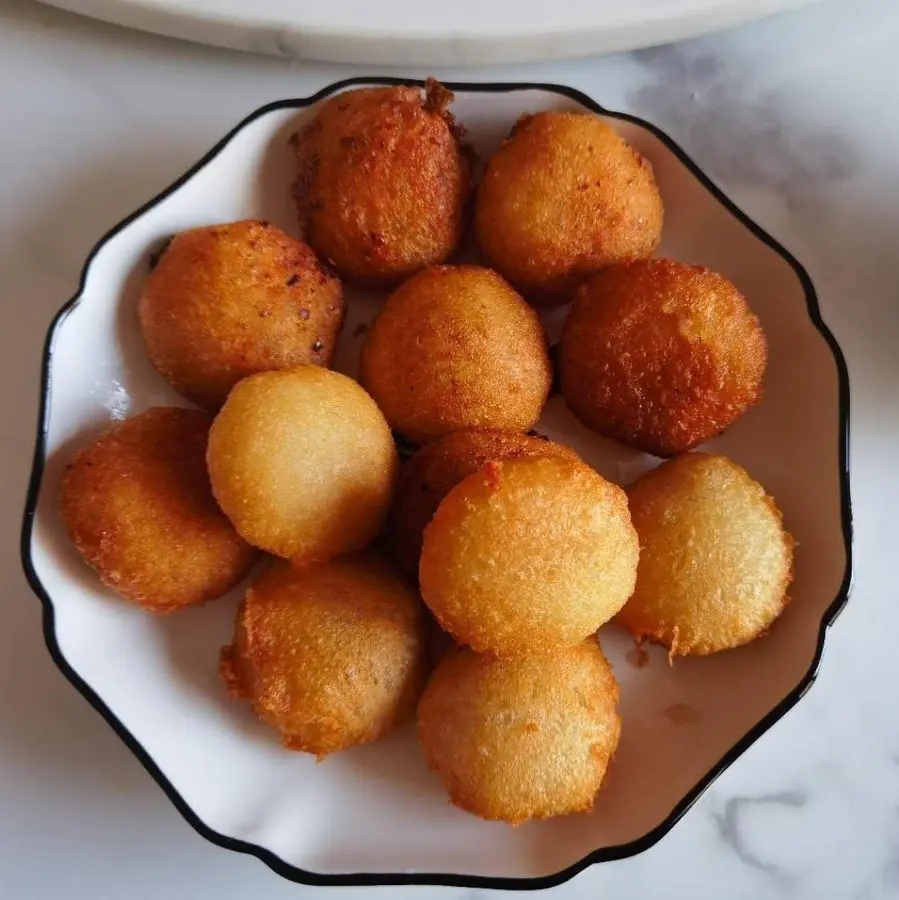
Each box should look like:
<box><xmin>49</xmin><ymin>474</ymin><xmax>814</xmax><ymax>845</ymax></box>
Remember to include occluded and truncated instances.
<box><xmin>560</xmin><ymin>259</ymin><xmax>767</xmax><ymax>457</ymax></box>
<box><xmin>418</xmin><ymin>641</ymin><xmax>621</xmax><ymax>823</ymax></box>
<box><xmin>221</xmin><ymin>553</ymin><xmax>427</xmax><ymax>757</ymax></box>
<box><xmin>360</xmin><ymin>266</ymin><xmax>552</xmax><ymax>444</ymax></box>
<box><xmin>475</xmin><ymin>111</ymin><xmax>663</xmax><ymax>302</ymax></box>
<box><xmin>419</xmin><ymin>456</ymin><xmax>639</xmax><ymax>655</ymax></box>
<box><xmin>207</xmin><ymin>366</ymin><xmax>398</xmax><ymax>563</ymax></box>
<box><xmin>388</xmin><ymin>428</ymin><xmax>579</xmax><ymax>577</ymax></box>
<box><xmin>139</xmin><ymin>220</ymin><xmax>345</xmax><ymax>410</ymax></box>
<box><xmin>59</xmin><ymin>407</ymin><xmax>257</xmax><ymax>613</ymax></box>
<box><xmin>617</xmin><ymin>453</ymin><xmax>794</xmax><ymax>656</ymax></box>
<box><xmin>292</xmin><ymin>80</ymin><xmax>469</xmax><ymax>288</ymax></box>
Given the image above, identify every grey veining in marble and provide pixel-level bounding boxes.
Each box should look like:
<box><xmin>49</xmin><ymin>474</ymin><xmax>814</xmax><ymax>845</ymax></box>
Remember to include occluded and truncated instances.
<box><xmin>631</xmin><ymin>43</ymin><xmax>856</xmax><ymax>207</ymax></box>
<box><xmin>714</xmin><ymin>790</ymin><xmax>808</xmax><ymax>885</ymax></box>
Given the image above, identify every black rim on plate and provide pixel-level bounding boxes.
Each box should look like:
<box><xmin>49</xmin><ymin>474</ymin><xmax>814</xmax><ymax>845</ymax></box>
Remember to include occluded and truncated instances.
<box><xmin>20</xmin><ymin>77</ymin><xmax>853</xmax><ymax>891</ymax></box>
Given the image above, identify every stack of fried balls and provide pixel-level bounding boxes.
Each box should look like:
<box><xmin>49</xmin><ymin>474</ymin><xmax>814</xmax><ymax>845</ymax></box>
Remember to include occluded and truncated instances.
<box><xmin>59</xmin><ymin>80</ymin><xmax>794</xmax><ymax>825</ymax></box>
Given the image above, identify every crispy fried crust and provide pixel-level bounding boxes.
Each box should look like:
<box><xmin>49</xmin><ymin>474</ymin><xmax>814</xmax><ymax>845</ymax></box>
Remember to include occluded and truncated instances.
<box><xmin>419</xmin><ymin>456</ymin><xmax>639</xmax><ymax>655</ymax></box>
<box><xmin>292</xmin><ymin>82</ymin><xmax>469</xmax><ymax>288</ymax></box>
<box><xmin>139</xmin><ymin>220</ymin><xmax>345</xmax><ymax>410</ymax></box>
<box><xmin>475</xmin><ymin>111</ymin><xmax>663</xmax><ymax>302</ymax></box>
<box><xmin>616</xmin><ymin>453</ymin><xmax>794</xmax><ymax>656</ymax></box>
<box><xmin>206</xmin><ymin>366</ymin><xmax>398</xmax><ymax>563</ymax></box>
<box><xmin>388</xmin><ymin>428</ymin><xmax>579</xmax><ymax>577</ymax></box>
<box><xmin>59</xmin><ymin>407</ymin><xmax>257</xmax><ymax>613</ymax></box>
<box><xmin>360</xmin><ymin>265</ymin><xmax>552</xmax><ymax>444</ymax></box>
<box><xmin>560</xmin><ymin>259</ymin><xmax>768</xmax><ymax>457</ymax></box>
<box><xmin>417</xmin><ymin>641</ymin><xmax>621</xmax><ymax>823</ymax></box>
<box><xmin>221</xmin><ymin>554</ymin><xmax>427</xmax><ymax>757</ymax></box>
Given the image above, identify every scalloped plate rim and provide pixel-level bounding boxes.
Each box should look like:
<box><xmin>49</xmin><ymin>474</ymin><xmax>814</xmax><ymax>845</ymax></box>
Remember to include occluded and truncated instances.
<box><xmin>19</xmin><ymin>76</ymin><xmax>852</xmax><ymax>891</ymax></box>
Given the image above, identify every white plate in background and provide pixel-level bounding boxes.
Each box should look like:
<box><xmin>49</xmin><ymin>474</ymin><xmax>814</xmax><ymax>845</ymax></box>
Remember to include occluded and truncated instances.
<box><xmin>33</xmin><ymin>0</ymin><xmax>822</xmax><ymax>66</ymax></box>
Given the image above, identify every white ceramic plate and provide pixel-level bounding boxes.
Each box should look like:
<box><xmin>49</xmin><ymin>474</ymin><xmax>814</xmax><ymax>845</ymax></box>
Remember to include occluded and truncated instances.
<box><xmin>22</xmin><ymin>79</ymin><xmax>851</xmax><ymax>889</ymax></box>
<box><xmin>33</xmin><ymin>0</ymin><xmax>822</xmax><ymax>65</ymax></box>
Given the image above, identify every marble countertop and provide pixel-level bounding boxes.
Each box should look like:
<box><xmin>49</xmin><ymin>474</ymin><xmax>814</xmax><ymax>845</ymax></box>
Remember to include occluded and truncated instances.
<box><xmin>2</xmin><ymin>0</ymin><xmax>898</xmax><ymax>896</ymax></box>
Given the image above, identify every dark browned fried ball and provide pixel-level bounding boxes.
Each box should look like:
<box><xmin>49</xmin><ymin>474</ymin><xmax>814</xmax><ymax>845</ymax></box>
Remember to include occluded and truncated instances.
<box><xmin>221</xmin><ymin>553</ymin><xmax>427</xmax><ymax>757</ymax></box>
<box><xmin>59</xmin><ymin>407</ymin><xmax>257</xmax><ymax>613</ymax></box>
<box><xmin>292</xmin><ymin>80</ymin><xmax>469</xmax><ymax>288</ymax></box>
<box><xmin>360</xmin><ymin>265</ymin><xmax>552</xmax><ymax>444</ymax></box>
<box><xmin>475</xmin><ymin>111</ymin><xmax>663</xmax><ymax>302</ymax></box>
<box><xmin>139</xmin><ymin>220</ymin><xmax>345</xmax><ymax>410</ymax></box>
<box><xmin>560</xmin><ymin>259</ymin><xmax>767</xmax><ymax>457</ymax></box>
<box><xmin>388</xmin><ymin>428</ymin><xmax>579</xmax><ymax>577</ymax></box>
<box><xmin>617</xmin><ymin>453</ymin><xmax>794</xmax><ymax>656</ymax></box>
<box><xmin>418</xmin><ymin>641</ymin><xmax>621</xmax><ymax>823</ymax></box>
<box><xmin>419</xmin><ymin>456</ymin><xmax>639</xmax><ymax>655</ymax></box>
<box><xmin>206</xmin><ymin>366</ymin><xmax>398</xmax><ymax>564</ymax></box>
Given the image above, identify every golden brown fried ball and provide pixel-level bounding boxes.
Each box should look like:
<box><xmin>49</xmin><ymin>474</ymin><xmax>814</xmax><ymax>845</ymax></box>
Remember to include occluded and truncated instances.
<box><xmin>221</xmin><ymin>553</ymin><xmax>427</xmax><ymax>757</ymax></box>
<box><xmin>617</xmin><ymin>453</ymin><xmax>794</xmax><ymax>656</ymax></box>
<box><xmin>475</xmin><ymin>111</ymin><xmax>663</xmax><ymax>302</ymax></box>
<box><xmin>292</xmin><ymin>80</ymin><xmax>469</xmax><ymax>288</ymax></box>
<box><xmin>560</xmin><ymin>259</ymin><xmax>767</xmax><ymax>457</ymax></box>
<box><xmin>207</xmin><ymin>366</ymin><xmax>398</xmax><ymax>563</ymax></box>
<box><xmin>418</xmin><ymin>641</ymin><xmax>621</xmax><ymax>823</ymax></box>
<box><xmin>139</xmin><ymin>220</ymin><xmax>345</xmax><ymax>410</ymax></box>
<box><xmin>59</xmin><ymin>407</ymin><xmax>257</xmax><ymax>613</ymax></box>
<box><xmin>388</xmin><ymin>428</ymin><xmax>579</xmax><ymax>577</ymax></box>
<box><xmin>419</xmin><ymin>456</ymin><xmax>639</xmax><ymax>655</ymax></box>
<box><xmin>360</xmin><ymin>266</ymin><xmax>552</xmax><ymax>444</ymax></box>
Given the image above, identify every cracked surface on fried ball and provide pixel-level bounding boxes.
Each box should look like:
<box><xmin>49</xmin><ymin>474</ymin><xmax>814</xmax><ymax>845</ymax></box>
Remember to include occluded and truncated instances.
<box><xmin>475</xmin><ymin>111</ymin><xmax>663</xmax><ymax>302</ymax></box>
<box><xmin>419</xmin><ymin>456</ymin><xmax>639</xmax><ymax>655</ymax></box>
<box><xmin>207</xmin><ymin>366</ymin><xmax>397</xmax><ymax>563</ymax></box>
<box><xmin>292</xmin><ymin>80</ymin><xmax>469</xmax><ymax>287</ymax></box>
<box><xmin>59</xmin><ymin>407</ymin><xmax>257</xmax><ymax>613</ymax></box>
<box><xmin>560</xmin><ymin>259</ymin><xmax>767</xmax><ymax>457</ymax></box>
<box><xmin>388</xmin><ymin>428</ymin><xmax>579</xmax><ymax>578</ymax></box>
<box><xmin>418</xmin><ymin>641</ymin><xmax>621</xmax><ymax>823</ymax></box>
<box><xmin>360</xmin><ymin>265</ymin><xmax>552</xmax><ymax>444</ymax></box>
<box><xmin>617</xmin><ymin>453</ymin><xmax>794</xmax><ymax>656</ymax></box>
<box><xmin>221</xmin><ymin>554</ymin><xmax>427</xmax><ymax>758</ymax></box>
<box><xmin>139</xmin><ymin>220</ymin><xmax>345</xmax><ymax>410</ymax></box>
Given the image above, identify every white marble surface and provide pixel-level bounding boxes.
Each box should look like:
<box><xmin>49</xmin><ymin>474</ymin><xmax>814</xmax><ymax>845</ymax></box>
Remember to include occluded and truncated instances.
<box><xmin>1</xmin><ymin>0</ymin><xmax>897</xmax><ymax>896</ymax></box>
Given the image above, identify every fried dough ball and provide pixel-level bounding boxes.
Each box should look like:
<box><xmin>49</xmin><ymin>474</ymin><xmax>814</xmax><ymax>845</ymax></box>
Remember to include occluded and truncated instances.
<box><xmin>617</xmin><ymin>453</ymin><xmax>794</xmax><ymax>656</ymax></box>
<box><xmin>475</xmin><ymin>111</ymin><xmax>663</xmax><ymax>302</ymax></box>
<box><xmin>419</xmin><ymin>456</ymin><xmax>639</xmax><ymax>655</ymax></box>
<box><xmin>59</xmin><ymin>407</ymin><xmax>257</xmax><ymax>613</ymax></box>
<box><xmin>360</xmin><ymin>266</ymin><xmax>552</xmax><ymax>444</ymax></box>
<box><xmin>207</xmin><ymin>366</ymin><xmax>398</xmax><ymax>563</ymax></box>
<box><xmin>418</xmin><ymin>642</ymin><xmax>621</xmax><ymax>823</ymax></box>
<box><xmin>221</xmin><ymin>554</ymin><xmax>427</xmax><ymax>757</ymax></box>
<box><xmin>292</xmin><ymin>80</ymin><xmax>469</xmax><ymax>287</ymax></box>
<box><xmin>139</xmin><ymin>220</ymin><xmax>344</xmax><ymax>410</ymax></box>
<box><xmin>560</xmin><ymin>259</ymin><xmax>767</xmax><ymax>457</ymax></box>
<box><xmin>389</xmin><ymin>429</ymin><xmax>579</xmax><ymax>577</ymax></box>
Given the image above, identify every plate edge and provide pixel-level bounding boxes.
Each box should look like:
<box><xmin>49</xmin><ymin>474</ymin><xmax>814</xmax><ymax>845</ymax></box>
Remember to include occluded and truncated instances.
<box><xmin>18</xmin><ymin>75</ymin><xmax>854</xmax><ymax>891</ymax></box>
